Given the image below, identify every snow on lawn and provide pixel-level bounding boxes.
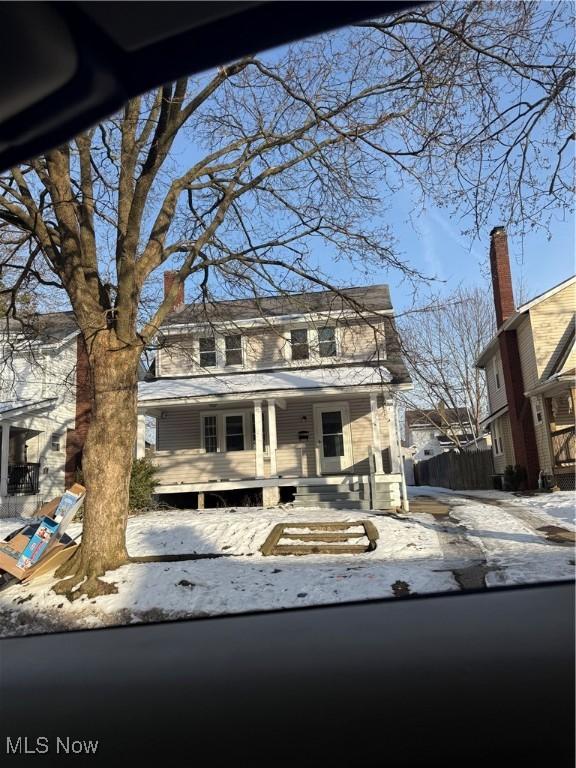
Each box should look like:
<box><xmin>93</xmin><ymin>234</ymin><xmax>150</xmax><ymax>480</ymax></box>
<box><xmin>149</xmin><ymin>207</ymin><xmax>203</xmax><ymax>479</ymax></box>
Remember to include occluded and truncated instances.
<box><xmin>0</xmin><ymin>507</ymin><xmax>456</xmax><ymax>637</ymax></box>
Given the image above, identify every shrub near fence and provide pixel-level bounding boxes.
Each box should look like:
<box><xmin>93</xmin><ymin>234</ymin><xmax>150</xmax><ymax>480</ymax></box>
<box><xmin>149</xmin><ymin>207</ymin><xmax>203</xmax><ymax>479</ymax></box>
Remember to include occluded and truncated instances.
<box><xmin>414</xmin><ymin>448</ymin><xmax>495</xmax><ymax>490</ymax></box>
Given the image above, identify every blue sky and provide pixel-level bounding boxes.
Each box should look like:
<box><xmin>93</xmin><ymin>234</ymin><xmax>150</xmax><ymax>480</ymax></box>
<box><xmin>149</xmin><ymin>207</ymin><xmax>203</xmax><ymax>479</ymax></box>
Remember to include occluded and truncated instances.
<box><xmin>165</xmin><ymin>19</ymin><xmax>575</xmax><ymax>318</ymax></box>
<box><xmin>300</xmin><ymin>181</ymin><xmax>574</xmax><ymax>315</ymax></box>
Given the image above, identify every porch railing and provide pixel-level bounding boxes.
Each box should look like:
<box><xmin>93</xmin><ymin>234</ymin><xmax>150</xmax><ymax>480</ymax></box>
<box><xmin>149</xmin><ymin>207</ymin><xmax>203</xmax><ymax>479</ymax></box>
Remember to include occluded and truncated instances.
<box><xmin>153</xmin><ymin>444</ymin><xmax>306</xmax><ymax>486</ymax></box>
<box><xmin>7</xmin><ymin>462</ymin><xmax>40</xmax><ymax>495</ymax></box>
<box><xmin>551</xmin><ymin>426</ymin><xmax>575</xmax><ymax>465</ymax></box>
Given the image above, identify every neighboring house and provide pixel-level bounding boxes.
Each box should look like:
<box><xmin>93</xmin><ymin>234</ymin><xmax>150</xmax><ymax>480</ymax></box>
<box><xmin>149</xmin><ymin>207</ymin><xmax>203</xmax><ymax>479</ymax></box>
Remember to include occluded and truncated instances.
<box><xmin>404</xmin><ymin>408</ymin><xmax>475</xmax><ymax>462</ymax></box>
<box><xmin>461</xmin><ymin>433</ymin><xmax>492</xmax><ymax>452</ymax></box>
<box><xmin>0</xmin><ymin>312</ymin><xmax>91</xmax><ymax>516</ymax></box>
<box><xmin>138</xmin><ymin>279</ymin><xmax>412</xmax><ymax>509</ymax></box>
<box><xmin>477</xmin><ymin>227</ymin><xmax>575</xmax><ymax>490</ymax></box>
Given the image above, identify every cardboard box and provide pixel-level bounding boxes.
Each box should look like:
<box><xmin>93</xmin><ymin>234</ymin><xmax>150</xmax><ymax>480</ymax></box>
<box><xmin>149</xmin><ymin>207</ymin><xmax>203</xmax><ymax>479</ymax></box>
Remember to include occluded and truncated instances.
<box><xmin>0</xmin><ymin>484</ymin><xmax>86</xmax><ymax>580</ymax></box>
<box><xmin>17</xmin><ymin>517</ymin><xmax>60</xmax><ymax>570</ymax></box>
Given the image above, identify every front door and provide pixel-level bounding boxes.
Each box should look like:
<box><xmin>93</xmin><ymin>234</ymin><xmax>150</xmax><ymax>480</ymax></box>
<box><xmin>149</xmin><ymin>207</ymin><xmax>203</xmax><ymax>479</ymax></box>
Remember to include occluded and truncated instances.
<box><xmin>313</xmin><ymin>403</ymin><xmax>352</xmax><ymax>475</ymax></box>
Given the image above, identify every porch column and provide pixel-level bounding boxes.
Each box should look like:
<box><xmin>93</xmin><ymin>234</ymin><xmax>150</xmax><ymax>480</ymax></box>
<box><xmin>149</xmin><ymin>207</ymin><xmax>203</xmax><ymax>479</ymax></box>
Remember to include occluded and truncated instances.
<box><xmin>369</xmin><ymin>393</ymin><xmax>384</xmax><ymax>474</ymax></box>
<box><xmin>386</xmin><ymin>400</ymin><xmax>402</xmax><ymax>474</ymax></box>
<box><xmin>254</xmin><ymin>400</ymin><xmax>265</xmax><ymax>479</ymax></box>
<box><xmin>0</xmin><ymin>422</ymin><xmax>10</xmax><ymax>497</ymax></box>
<box><xmin>267</xmin><ymin>399</ymin><xmax>278</xmax><ymax>477</ymax></box>
<box><xmin>136</xmin><ymin>415</ymin><xmax>147</xmax><ymax>459</ymax></box>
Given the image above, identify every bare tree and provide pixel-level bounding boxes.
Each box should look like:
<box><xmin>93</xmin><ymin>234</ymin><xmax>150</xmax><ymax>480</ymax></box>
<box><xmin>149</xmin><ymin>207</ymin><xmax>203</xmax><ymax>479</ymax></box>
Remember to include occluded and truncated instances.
<box><xmin>398</xmin><ymin>286</ymin><xmax>495</xmax><ymax>447</ymax></box>
<box><xmin>0</xmin><ymin>2</ymin><xmax>572</xmax><ymax>597</ymax></box>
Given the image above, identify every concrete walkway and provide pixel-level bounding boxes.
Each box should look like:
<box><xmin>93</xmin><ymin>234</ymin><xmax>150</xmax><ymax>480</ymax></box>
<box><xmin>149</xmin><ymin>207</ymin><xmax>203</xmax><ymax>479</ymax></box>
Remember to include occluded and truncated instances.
<box><xmin>402</xmin><ymin>489</ymin><xmax>575</xmax><ymax>589</ymax></box>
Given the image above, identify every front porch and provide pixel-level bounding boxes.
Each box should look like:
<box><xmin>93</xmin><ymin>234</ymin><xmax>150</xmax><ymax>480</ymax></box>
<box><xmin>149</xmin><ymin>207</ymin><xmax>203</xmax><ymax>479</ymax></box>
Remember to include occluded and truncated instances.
<box><xmin>539</xmin><ymin>386</ymin><xmax>575</xmax><ymax>490</ymax></box>
<box><xmin>138</xmin><ymin>376</ymin><xmax>407</xmax><ymax>509</ymax></box>
<box><xmin>0</xmin><ymin>399</ymin><xmax>56</xmax><ymax>516</ymax></box>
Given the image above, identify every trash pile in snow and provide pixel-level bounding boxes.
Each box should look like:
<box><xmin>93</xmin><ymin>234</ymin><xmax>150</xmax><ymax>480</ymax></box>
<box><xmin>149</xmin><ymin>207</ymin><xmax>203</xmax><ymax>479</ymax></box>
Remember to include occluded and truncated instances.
<box><xmin>0</xmin><ymin>484</ymin><xmax>85</xmax><ymax>587</ymax></box>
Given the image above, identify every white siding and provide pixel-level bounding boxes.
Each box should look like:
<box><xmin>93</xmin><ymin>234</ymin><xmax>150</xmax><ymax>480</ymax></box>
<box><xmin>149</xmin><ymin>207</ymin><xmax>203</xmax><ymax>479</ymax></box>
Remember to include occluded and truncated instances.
<box><xmin>0</xmin><ymin>336</ymin><xmax>78</xmax><ymax>504</ymax></box>
<box><xmin>155</xmin><ymin>319</ymin><xmax>383</xmax><ymax>378</ymax></box>
<box><xmin>153</xmin><ymin>395</ymin><xmax>392</xmax><ymax>483</ymax></box>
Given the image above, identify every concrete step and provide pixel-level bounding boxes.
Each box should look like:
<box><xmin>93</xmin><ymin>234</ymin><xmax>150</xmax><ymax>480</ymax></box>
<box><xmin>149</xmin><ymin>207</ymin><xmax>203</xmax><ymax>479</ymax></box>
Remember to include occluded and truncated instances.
<box><xmin>293</xmin><ymin>499</ymin><xmax>372</xmax><ymax>511</ymax></box>
<box><xmin>294</xmin><ymin>491</ymin><xmax>361</xmax><ymax>503</ymax></box>
<box><xmin>297</xmin><ymin>483</ymin><xmax>357</xmax><ymax>495</ymax></box>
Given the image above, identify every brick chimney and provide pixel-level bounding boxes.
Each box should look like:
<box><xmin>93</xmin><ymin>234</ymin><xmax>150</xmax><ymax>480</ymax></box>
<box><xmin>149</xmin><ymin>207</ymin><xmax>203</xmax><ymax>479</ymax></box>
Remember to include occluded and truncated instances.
<box><xmin>488</xmin><ymin>227</ymin><xmax>540</xmax><ymax>489</ymax></box>
<box><xmin>489</xmin><ymin>226</ymin><xmax>515</xmax><ymax>328</ymax></box>
<box><xmin>163</xmin><ymin>270</ymin><xmax>185</xmax><ymax>312</ymax></box>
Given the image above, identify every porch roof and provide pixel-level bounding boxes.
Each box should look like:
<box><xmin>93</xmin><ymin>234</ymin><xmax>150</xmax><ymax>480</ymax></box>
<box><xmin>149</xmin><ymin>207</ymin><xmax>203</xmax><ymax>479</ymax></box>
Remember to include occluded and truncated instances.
<box><xmin>139</xmin><ymin>365</ymin><xmax>394</xmax><ymax>405</ymax></box>
<box><xmin>0</xmin><ymin>398</ymin><xmax>57</xmax><ymax>421</ymax></box>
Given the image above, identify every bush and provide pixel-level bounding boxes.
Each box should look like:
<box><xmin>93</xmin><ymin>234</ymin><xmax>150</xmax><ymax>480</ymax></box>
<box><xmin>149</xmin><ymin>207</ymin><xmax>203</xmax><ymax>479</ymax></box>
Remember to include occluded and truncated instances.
<box><xmin>129</xmin><ymin>457</ymin><xmax>158</xmax><ymax>513</ymax></box>
<box><xmin>71</xmin><ymin>457</ymin><xmax>157</xmax><ymax>516</ymax></box>
<box><xmin>503</xmin><ymin>464</ymin><xmax>527</xmax><ymax>492</ymax></box>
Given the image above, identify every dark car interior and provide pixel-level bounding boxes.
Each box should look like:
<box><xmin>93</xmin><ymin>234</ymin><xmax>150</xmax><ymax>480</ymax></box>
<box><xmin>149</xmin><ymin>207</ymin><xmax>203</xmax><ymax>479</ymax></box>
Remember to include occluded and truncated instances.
<box><xmin>0</xmin><ymin>3</ymin><xmax>573</xmax><ymax>766</ymax></box>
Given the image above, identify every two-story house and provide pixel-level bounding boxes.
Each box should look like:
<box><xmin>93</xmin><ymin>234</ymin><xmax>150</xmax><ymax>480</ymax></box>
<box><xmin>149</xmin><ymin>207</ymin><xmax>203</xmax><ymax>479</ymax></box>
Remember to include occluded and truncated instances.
<box><xmin>477</xmin><ymin>227</ymin><xmax>575</xmax><ymax>490</ymax></box>
<box><xmin>138</xmin><ymin>279</ymin><xmax>412</xmax><ymax>510</ymax></box>
<box><xmin>0</xmin><ymin>312</ymin><xmax>90</xmax><ymax>517</ymax></box>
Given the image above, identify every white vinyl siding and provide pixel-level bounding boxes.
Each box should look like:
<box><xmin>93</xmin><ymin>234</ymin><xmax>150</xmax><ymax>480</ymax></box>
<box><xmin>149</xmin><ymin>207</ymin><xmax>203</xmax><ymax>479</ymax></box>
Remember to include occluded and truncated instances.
<box><xmin>154</xmin><ymin>396</ymin><xmax>392</xmax><ymax>482</ymax></box>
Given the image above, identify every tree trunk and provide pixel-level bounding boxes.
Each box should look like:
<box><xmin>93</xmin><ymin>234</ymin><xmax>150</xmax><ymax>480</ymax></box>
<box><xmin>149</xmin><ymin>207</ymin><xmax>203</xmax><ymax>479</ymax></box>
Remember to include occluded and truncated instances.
<box><xmin>54</xmin><ymin>331</ymin><xmax>141</xmax><ymax>599</ymax></box>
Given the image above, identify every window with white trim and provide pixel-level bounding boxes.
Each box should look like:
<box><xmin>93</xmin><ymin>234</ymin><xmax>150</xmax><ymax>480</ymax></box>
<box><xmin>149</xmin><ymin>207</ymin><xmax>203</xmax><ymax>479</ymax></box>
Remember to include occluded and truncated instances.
<box><xmin>225</xmin><ymin>334</ymin><xmax>243</xmax><ymax>366</ymax></box>
<box><xmin>532</xmin><ymin>396</ymin><xmax>543</xmax><ymax>424</ymax></box>
<box><xmin>493</xmin><ymin>357</ymin><xmax>502</xmax><ymax>390</ymax></box>
<box><xmin>199</xmin><ymin>337</ymin><xmax>217</xmax><ymax>367</ymax></box>
<box><xmin>290</xmin><ymin>328</ymin><xmax>309</xmax><ymax>360</ymax></box>
<box><xmin>225</xmin><ymin>414</ymin><xmax>245</xmax><ymax>452</ymax></box>
<box><xmin>318</xmin><ymin>326</ymin><xmax>337</xmax><ymax>357</ymax></box>
<box><xmin>202</xmin><ymin>415</ymin><xmax>218</xmax><ymax>453</ymax></box>
<box><xmin>51</xmin><ymin>434</ymin><xmax>62</xmax><ymax>451</ymax></box>
<box><xmin>492</xmin><ymin>420</ymin><xmax>504</xmax><ymax>455</ymax></box>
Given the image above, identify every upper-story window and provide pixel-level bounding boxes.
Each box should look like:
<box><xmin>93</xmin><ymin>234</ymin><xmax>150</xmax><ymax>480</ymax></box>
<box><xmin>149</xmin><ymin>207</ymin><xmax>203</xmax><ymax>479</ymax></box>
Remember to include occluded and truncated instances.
<box><xmin>492</xmin><ymin>420</ymin><xmax>504</xmax><ymax>455</ymax></box>
<box><xmin>199</xmin><ymin>337</ymin><xmax>217</xmax><ymax>367</ymax></box>
<box><xmin>225</xmin><ymin>334</ymin><xmax>243</xmax><ymax>366</ymax></box>
<box><xmin>493</xmin><ymin>357</ymin><xmax>502</xmax><ymax>390</ymax></box>
<box><xmin>290</xmin><ymin>329</ymin><xmax>309</xmax><ymax>360</ymax></box>
<box><xmin>318</xmin><ymin>327</ymin><xmax>337</xmax><ymax>357</ymax></box>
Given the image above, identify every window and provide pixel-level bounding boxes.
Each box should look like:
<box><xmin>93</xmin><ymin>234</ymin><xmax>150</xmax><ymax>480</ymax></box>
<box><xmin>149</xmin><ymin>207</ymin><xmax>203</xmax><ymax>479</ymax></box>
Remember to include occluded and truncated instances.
<box><xmin>318</xmin><ymin>327</ymin><xmax>337</xmax><ymax>357</ymax></box>
<box><xmin>290</xmin><ymin>328</ymin><xmax>309</xmax><ymax>360</ymax></box>
<box><xmin>493</xmin><ymin>357</ymin><xmax>501</xmax><ymax>390</ymax></box>
<box><xmin>225</xmin><ymin>335</ymin><xmax>242</xmax><ymax>366</ymax></box>
<box><xmin>51</xmin><ymin>434</ymin><xmax>62</xmax><ymax>451</ymax></box>
<box><xmin>199</xmin><ymin>337</ymin><xmax>217</xmax><ymax>367</ymax></box>
<box><xmin>423</xmin><ymin>449</ymin><xmax>432</xmax><ymax>456</ymax></box>
<box><xmin>321</xmin><ymin>410</ymin><xmax>345</xmax><ymax>457</ymax></box>
<box><xmin>202</xmin><ymin>415</ymin><xmax>218</xmax><ymax>453</ymax></box>
<box><xmin>493</xmin><ymin>421</ymin><xmax>503</xmax><ymax>455</ymax></box>
<box><xmin>225</xmin><ymin>414</ymin><xmax>245</xmax><ymax>451</ymax></box>
<box><xmin>532</xmin><ymin>396</ymin><xmax>543</xmax><ymax>424</ymax></box>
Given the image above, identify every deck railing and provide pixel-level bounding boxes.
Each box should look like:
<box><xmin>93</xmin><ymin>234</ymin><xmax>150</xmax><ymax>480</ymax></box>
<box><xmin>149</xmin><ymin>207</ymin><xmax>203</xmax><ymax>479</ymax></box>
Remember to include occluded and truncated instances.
<box><xmin>153</xmin><ymin>444</ymin><xmax>306</xmax><ymax>486</ymax></box>
<box><xmin>7</xmin><ymin>462</ymin><xmax>40</xmax><ymax>495</ymax></box>
<box><xmin>551</xmin><ymin>426</ymin><xmax>575</xmax><ymax>465</ymax></box>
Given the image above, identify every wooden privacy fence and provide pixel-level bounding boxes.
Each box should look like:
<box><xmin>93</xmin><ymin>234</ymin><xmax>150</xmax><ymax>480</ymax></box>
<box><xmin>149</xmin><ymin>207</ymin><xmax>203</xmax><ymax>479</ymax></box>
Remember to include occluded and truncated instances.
<box><xmin>414</xmin><ymin>448</ymin><xmax>495</xmax><ymax>490</ymax></box>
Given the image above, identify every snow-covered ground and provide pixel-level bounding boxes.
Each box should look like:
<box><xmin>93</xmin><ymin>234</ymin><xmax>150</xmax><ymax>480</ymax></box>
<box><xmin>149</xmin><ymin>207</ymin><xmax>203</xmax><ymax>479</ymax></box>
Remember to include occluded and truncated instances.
<box><xmin>0</xmin><ymin>487</ymin><xmax>573</xmax><ymax>637</ymax></box>
<box><xmin>411</xmin><ymin>486</ymin><xmax>576</xmax><ymax>528</ymax></box>
<box><xmin>410</xmin><ymin>486</ymin><xmax>575</xmax><ymax>587</ymax></box>
<box><xmin>0</xmin><ymin>507</ymin><xmax>455</xmax><ymax>636</ymax></box>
